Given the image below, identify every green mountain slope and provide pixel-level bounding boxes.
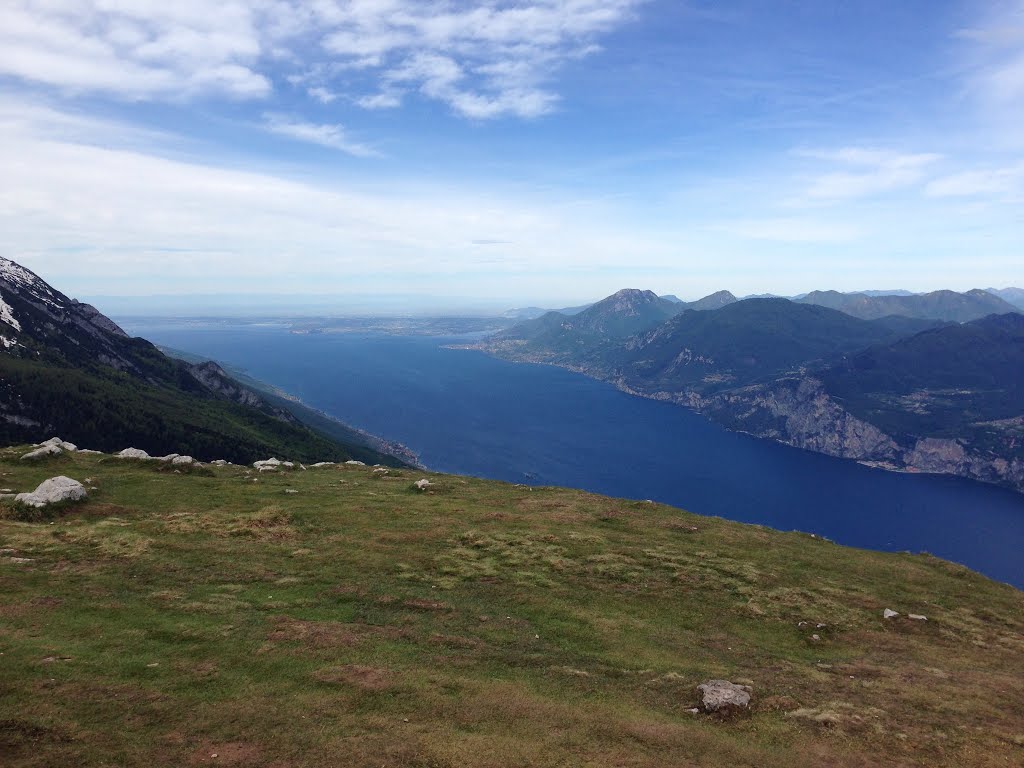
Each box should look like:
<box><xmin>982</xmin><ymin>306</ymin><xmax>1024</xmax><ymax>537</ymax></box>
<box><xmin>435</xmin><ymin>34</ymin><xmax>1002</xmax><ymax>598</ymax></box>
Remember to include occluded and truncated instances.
<box><xmin>798</xmin><ymin>288</ymin><xmax>1018</xmax><ymax>322</ymax></box>
<box><xmin>1</xmin><ymin>450</ymin><xmax>1021</xmax><ymax>767</ymax></box>
<box><xmin>0</xmin><ymin>257</ymin><xmax>406</xmax><ymax>467</ymax></box>
<box><xmin>820</xmin><ymin>313</ymin><xmax>1024</xmax><ymax>448</ymax></box>
<box><xmin>601</xmin><ymin>299</ymin><xmax>941</xmax><ymax>393</ymax></box>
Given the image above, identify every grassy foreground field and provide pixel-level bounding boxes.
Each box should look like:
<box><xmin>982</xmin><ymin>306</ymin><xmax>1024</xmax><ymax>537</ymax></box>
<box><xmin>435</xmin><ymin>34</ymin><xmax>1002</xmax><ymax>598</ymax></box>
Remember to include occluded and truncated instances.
<box><xmin>1</xmin><ymin>448</ymin><xmax>1022</xmax><ymax>767</ymax></box>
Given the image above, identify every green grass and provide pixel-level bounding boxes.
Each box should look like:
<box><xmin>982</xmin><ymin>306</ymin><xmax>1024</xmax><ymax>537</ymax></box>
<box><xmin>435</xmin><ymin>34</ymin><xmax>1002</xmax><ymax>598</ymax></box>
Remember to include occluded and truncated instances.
<box><xmin>1</xmin><ymin>447</ymin><xmax>1022</xmax><ymax>767</ymax></box>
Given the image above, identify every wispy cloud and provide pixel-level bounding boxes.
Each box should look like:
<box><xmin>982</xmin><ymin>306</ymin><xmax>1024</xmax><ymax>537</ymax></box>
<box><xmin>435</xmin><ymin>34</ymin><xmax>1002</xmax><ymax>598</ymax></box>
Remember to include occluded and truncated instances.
<box><xmin>955</xmin><ymin>0</ymin><xmax>1024</xmax><ymax>145</ymax></box>
<box><xmin>0</xmin><ymin>1</ymin><xmax>644</xmax><ymax>119</ymax></box>
<box><xmin>925</xmin><ymin>163</ymin><xmax>1024</xmax><ymax>197</ymax></box>
<box><xmin>262</xmin><ymin>113</ymin><xmax>378</xmax><ymax>157</ymax></box>
<box><xmin>798</xmin><ymin>148</ymin><xmax>941</xmax><ymax>201</ymax></box>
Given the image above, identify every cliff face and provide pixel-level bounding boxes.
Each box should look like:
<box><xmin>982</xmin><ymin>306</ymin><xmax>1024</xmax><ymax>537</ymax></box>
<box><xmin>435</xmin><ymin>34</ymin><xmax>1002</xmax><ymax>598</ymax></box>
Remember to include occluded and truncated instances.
<box><xmin>699</xmin><ymin>377</ymin><xmax>1024</xmax><ymax>493</ymax></box>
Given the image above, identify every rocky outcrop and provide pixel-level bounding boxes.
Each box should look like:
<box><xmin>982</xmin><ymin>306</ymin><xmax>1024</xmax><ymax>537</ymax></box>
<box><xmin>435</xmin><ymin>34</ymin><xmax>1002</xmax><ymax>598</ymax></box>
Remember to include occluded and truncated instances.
<box><xmin>703</xmin><ymin>377</ymin><xmax>900</xmax><ymax>462</ymax></box>
<box><xmin>702</xmin><ymin>377</ymin><xmax>1024</xmax><ymax>493</ymax></box>
<box><xmin>188</xmin><ymin>361</ymin><xmax>266</xmax><ymax>409</ymax></box>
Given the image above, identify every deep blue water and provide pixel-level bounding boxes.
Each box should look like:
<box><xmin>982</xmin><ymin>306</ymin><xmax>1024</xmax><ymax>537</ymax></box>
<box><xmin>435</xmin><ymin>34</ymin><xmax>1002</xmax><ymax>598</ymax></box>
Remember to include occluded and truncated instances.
<box><xmin>123</xmin><ymin>323</ymin><xmax>1024</xmax><ymax>588</ymax></box>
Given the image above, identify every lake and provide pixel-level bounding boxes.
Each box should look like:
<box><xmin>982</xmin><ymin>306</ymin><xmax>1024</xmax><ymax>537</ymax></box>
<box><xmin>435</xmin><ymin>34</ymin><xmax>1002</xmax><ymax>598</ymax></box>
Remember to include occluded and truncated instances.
<box><xmin>121</xmin><ymin>321</ymin><xmax>1024</xmax><ymax>588</ymax></box>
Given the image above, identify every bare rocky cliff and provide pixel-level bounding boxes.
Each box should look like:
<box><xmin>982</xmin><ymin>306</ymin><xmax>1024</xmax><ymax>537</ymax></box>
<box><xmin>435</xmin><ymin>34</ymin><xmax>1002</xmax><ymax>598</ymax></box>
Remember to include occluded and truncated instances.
<box><xmin>699</xmin><ymin>377</ymin><xmax>1024</xmax><ymax>493</ymax></box>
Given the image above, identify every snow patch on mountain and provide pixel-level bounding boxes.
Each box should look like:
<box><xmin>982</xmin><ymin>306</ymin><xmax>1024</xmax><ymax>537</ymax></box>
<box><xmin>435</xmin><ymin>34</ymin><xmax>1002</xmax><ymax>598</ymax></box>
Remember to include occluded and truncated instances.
<box><xmin>0</xmin><ymin>293</ymin><xmax>21</xmax><ymax>332</ymax></box>
<box><xmin>0</xmin><ymin>257</ymin><xmax>62</xmax><ymax>309</ymax></box>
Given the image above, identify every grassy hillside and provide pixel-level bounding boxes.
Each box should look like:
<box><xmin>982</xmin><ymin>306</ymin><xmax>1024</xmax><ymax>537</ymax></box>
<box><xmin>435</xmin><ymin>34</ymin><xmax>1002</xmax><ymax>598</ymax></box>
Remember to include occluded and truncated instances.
<box><xmin>1</xmin><ymin>449</ymin><xmax>1021</xmax><ymax>767</ymax></box>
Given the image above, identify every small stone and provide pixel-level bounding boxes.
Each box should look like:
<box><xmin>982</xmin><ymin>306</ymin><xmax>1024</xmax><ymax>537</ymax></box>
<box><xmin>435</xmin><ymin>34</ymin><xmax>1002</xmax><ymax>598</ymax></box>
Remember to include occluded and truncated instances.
<box><xmin>284</xmin><ymin>489</ymin><xmax>299</xmax><ymax>494</ymax></box>
<box><xmin>414</xmin><ymin>479</ymin><xmax>432</xmax><ymax>491</ymax></box>
<box><xmin>811</xmin><ymin>634</ymin><xmax>821</xmax><ymax>641</ymax></box>
<box><xmin>345</xmin><ymin>460</ymin><xmax>366</xmax><ymax>466</ymax></box>
<box><xmin>883</xmin><ymin>609</ymin><xmax>899</xmax><ymax>619</ymax></box>
<box><xmin>908</xmin><ymin>614</ymin><xmax>928</xmax><ymax>621</ymax></box>
<box><xmin>171</xmin><ymin>455</ymin><xmax>195</xmax><ymax>466</ymax></box>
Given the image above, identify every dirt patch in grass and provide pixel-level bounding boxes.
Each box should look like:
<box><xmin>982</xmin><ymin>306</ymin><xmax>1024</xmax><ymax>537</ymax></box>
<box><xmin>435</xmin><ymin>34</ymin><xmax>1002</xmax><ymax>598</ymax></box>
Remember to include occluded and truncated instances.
<box><xmin>0</xmin><ymin>719</ymin><xmax>71</xmax><ymax>756</ymax></box>
<box><xmin>313</xmin><ymin>664</ymin><xmax>394</xmax><ymax>691</ymax></box>
<box><xmin>188</xmin><ymin>740</ymin><xmax>263</xmax><ymax>765</ymax></box>
<box><xmin>264</xmin><ymin>617</ymin><xmax>410</xmax><ymax>651</ymax></box>
<box><xmin>403</xmin><ymin>598</ymin><xmax>451</xmax><ymax>612</ymax></box>
<box><xmin>164</xmin><ymin>506</ymin><xmax>296</xmax><ymax>541</ymax></box>
<box><xmin>266</xmin><ymin>617</ymin><xmax>363</xmax><ymax>648</ymax></box>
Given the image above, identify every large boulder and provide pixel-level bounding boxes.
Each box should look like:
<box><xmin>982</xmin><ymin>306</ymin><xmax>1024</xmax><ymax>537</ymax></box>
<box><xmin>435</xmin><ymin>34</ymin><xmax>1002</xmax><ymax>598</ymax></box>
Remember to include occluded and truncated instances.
<box><xmin>15</xmin><ymin>476</ymin><xmax>87</xmax><ymax>508</ymax></box>
<box><xmin>697</xmin><ymin>680</ymin><xmax>752</xmax><ymax>714</ymax></box>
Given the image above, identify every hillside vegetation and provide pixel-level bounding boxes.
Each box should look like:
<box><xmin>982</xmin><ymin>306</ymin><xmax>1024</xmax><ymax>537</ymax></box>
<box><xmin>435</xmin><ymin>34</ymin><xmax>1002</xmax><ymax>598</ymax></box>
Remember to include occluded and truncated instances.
<box><xmin>1</xmin><ymin>448</ymin><xmax>1022</xmax><ymax>767</ymax></box>
<box><xmin>0</xmin><ymin>256</ymin><xmax>405</xmax><ymax>467</ymax></box>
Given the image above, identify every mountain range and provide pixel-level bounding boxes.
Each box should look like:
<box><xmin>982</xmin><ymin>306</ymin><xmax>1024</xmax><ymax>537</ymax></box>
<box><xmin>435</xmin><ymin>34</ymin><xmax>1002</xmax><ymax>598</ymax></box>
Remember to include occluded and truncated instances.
<box><xmin>0</xmin><ymin>257</ymin><xmax>409</xmax><ymax>466</ymax></box>
<box><xmin>482</xmin><ymin>287</ymin><xmax>1024</xmax><ymax>493</ymax></box>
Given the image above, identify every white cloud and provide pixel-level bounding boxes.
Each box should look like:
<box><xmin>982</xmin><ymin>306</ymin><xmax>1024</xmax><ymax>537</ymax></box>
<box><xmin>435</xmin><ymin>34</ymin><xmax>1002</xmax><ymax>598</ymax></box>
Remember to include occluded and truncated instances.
<box><xmin>798</xmin><ymin>148</ymin><xmax>941</xmax><ymax>201</ymax></box>
<box><xmin>307</xmin><ymin>86</ymin><xmax>338</xmax><ymax>104</ymax></box>
<box><xmin>0</xmin><ymin>98</ymin><xmax>675</xmax><ymax>298</ymax></box>
<box><xmin>925</xmin><ymin>163</ymin><xmax>1024</xmax><ymax>197</ymax></box>
<box><xmin>262</xmin><ymin>113</ymin><xmax>378</xmax><ymax>157</ymax></box>
<box><xmin>357</xmin><ymin>91</ymin><xmax>403</xmax><ymax>110</ymax></box>
<box><xmin>0</xmin><ymin>1</ymin><xmax>271</xmax><ymax>99</ymax></box>
<box><xmin>0</xmin><ymin>0</ymin><xmax>644</xmax><ymax>118</ymax></box>
<box><xmin>956</xmin><ymin>0</ymin><xmax>1024</xmax><ymax>144</ymax></box>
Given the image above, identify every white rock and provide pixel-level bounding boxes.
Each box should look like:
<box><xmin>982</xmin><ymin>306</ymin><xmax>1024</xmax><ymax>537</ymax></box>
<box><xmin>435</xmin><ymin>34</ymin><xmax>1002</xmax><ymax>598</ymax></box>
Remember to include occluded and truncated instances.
<box><xmin>311</xmin><ymin>462</ymin><xmax>335</xmax><ymax>468</ymax></box>
<box><xmin>253</xmin><ymin>458</ymin><xmax>281</xmax><ymax>469</ymax></box>
<box><xmin>118</xmin><ymin>448</ymin><xmax>151</xmax><ymax>460</ymax></box>
<box><xmin>210</xmin><ymin>460</ymin><xmax>230</xmax><ymax>466</ymax></box>
<box><xmin>77</xmin><ymin>449</ymin><xmax>104</xmax><ymax>455</ymax></box>
<box><xmin>697</xmin><ymin>680</ymin><xmax>752</xmax><ymax>713</ymax></box>
<box><xmin>15</xmin><ymin>476</ymin><xmax>87</xmax><ymax>508</ymax></box>
<box><xmin>345</xmin><ymin>460</ymin><xmax>366</xmax><ymax>466</ymax></box>
<box><xmin>373</xmin><ymin>468</ymin><xmax>389</xmax><ymax>474</ymax></box>
<box><xmin>883</xmin><ymin>609</ymin><xmax>899</xmax><ymax>619</ymax></box>
<box><xmin>171</xmin><ymin>455</ymin><xmax>195</xmax><ymax>466</ymax></box>
<box><xmin>258</xmin><ymin>465</ymin><xmax>277</xmax><ymax>473</ymax></box>
<box><xmin>155</xmin><ymin>453</ymin><xmax>180</xmax><ymax>463</ymax></box>
<box><xmin>281</xmin><ymin>461</ymin><xmax>295</xmax><ymax>469</ymax></box>
<box><xmin>284</xmin><ymin>489</ymin><xmax>299</xmax><ymax>494</ymax></box>
<box><xmin>811</xmin><ymin>634</ymin><xmax>821</xmax><ymax>642</ymax></box>
<box><xmin>22</xmin><ymin>445</ymin><xmax>62</xmax><ymax>460</ymax></box>
<box><xmin>37</xmin><ymin>437</ymin><xmax>77</xmax><ymax>451</ymax></box>
<box><xmin>908</xmin><ymin>614</ymin><xmax>928</xmax><ymax>621</ymax></box>
<box><xmin>414</xmin><ymin>479</ymin><xmax>432</xmax><ymax>491</ymax></box>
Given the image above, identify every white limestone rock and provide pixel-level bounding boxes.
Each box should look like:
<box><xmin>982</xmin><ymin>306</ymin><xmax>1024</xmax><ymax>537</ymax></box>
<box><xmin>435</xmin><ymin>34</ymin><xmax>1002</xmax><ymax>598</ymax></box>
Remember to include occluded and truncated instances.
<box><xmin>345</xmin><ymin>460</ymin><xmax>366</xmax><ymax>466</ymax></box>
<box><xmin>414</xmin><ymin>479</ymin><xmax>432</xmax><ymax>491</ymax></box>
<box><xmin>22</xmin><ymin>445</ymin><xmax>62</xmax><ymax>460</ymax></box>
<box><xmin>171</xmin><ymin>455</ymin><xmax>195</xmax><ymax>466</ymax></box>
<box><xmin>118</xmin><ymin>448</ymin><xmax>151</xmax><ymax>460</ymax></box>
<box><xmin>37</xmin><ymin>437</ymin><xmax>77</xmax><ymax>451</ymax></box>
<box><xmin>883</xmin><ymin>609</ymin><xmax>899</xmax><ymax>619</ymax></box>
<box><xmin>15</xmin><ymin>476</ymin><xmax>87</xmax><ymax>508</ymax></box>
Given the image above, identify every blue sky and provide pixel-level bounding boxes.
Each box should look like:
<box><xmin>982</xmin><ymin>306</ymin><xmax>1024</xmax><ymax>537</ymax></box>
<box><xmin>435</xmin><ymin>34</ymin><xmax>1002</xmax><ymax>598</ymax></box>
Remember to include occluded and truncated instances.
<box><xmin>0</xmin><ymin>0</ymin><xmax>1022</xmax><ymax>311</ymax></box>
